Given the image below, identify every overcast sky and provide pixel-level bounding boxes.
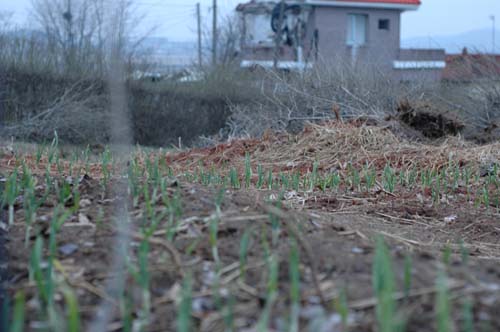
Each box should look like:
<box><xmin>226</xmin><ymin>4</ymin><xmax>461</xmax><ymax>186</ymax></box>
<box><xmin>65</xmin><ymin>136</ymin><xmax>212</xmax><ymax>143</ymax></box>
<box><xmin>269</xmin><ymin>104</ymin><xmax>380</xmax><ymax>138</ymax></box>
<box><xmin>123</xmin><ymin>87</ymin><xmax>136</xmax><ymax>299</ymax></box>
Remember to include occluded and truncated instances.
<box><xmin>1</xmin><ymin>0</ymin><xmax>500</xmax><ymax>41</ymax></box>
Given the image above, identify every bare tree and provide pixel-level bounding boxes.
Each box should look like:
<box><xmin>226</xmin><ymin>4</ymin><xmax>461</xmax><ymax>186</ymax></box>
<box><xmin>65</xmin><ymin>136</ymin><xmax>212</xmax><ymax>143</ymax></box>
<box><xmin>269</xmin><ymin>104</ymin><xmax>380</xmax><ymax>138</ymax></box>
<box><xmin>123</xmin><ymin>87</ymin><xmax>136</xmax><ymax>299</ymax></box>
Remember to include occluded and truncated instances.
<box><xmin>201</xmin><ymin>13</ymin><xmax>241</xmax><ymax>68</ymax></box>
<box><xmin>217</xmin><ymin>14</ymin><xmax>241</xmax><ymax>66</ymax></box>
<box><xmin>29</xmin><ymin>0</ymin><xmax>145</xmax><ymax>76</ymax></box>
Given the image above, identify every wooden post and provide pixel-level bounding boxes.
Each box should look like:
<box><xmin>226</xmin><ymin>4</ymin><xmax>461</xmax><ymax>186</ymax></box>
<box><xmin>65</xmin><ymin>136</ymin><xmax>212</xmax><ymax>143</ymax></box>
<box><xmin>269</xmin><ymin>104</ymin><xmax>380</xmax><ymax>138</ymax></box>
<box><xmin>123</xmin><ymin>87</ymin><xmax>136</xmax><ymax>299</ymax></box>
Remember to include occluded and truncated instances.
<box><xmin>212</xmin><ymin>0</ymin><xmax>217</xmax><ymax>67</ymax></box>
<box><xmin>197</xmin><ymin>3</ymin><xmax>202</xmax><ymax>67</ymax></box>
<box><xmin>491</xmin><ymin>15</ymin><xmax>496</xmax><ymax>54</ymax></box>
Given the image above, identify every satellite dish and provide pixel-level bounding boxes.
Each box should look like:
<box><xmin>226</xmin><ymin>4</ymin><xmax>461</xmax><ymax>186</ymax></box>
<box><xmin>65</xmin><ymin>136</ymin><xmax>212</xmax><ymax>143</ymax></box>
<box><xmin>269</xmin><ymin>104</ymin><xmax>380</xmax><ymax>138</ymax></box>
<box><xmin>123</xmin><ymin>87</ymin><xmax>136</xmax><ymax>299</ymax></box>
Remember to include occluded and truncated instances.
<box><xmin>271</xmin><ymin>4</ymin><xmax>301</xmax><ymax>33</ymax></box>
<box><xmin>271</xmin><ymin>4</ymin><xmax>304</xmax><ymax>47</ymax></box>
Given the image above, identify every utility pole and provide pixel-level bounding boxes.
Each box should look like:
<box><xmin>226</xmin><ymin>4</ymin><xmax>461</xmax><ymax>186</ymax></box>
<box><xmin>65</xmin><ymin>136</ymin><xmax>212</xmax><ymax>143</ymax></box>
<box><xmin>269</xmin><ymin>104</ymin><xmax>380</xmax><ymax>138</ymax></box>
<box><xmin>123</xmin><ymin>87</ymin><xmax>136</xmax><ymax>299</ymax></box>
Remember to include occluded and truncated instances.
<box><xmin>197</xmin><ymin>3</ymin><xmax>202</xmax><ymax>67</ymax></box>
<box><xmin>273</xmin><ymin>0</ymin><xmax>285</xmax><ymax>70</ymax></box>
<box><xmin>63</xmin><ymin>0</ymin><xmax>74</xmax><ymax>72</ymax></box>
<box><xmin>491</xmin><ymin>15</ymin><xmax>496</xmax><ymax>54</ymax></box>
<box><xmin>212</xmin><ymin>0</ymin><xmax>217</xmax><ymax>67</ymax></box>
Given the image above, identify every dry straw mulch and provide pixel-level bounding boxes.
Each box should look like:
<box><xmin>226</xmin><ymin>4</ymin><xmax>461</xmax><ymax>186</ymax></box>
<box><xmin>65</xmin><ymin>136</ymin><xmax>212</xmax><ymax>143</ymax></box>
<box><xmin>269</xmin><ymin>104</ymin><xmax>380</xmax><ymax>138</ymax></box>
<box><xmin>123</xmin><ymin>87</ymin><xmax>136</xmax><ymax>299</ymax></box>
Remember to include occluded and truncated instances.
<box><xmin>167</xmin><ymin>121</ymin><xmax>500</xmax><ymax>174</ymax></box>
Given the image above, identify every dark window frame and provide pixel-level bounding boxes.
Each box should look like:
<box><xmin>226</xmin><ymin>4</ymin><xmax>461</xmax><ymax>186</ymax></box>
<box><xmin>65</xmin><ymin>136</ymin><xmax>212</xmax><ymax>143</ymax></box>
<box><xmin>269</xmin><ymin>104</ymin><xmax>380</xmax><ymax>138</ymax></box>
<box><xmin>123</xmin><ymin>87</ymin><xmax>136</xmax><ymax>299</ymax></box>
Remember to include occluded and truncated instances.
<box><xmin>378</xmin><ymin>19</ymin><xmax>390</xmax><ymax>31</ymax></box>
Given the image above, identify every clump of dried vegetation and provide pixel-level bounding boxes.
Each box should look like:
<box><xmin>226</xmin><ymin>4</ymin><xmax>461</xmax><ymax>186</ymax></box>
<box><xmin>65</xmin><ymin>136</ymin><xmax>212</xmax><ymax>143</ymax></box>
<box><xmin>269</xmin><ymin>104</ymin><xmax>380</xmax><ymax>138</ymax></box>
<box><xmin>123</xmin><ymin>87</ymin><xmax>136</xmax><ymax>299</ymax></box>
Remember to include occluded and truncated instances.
<box><xmin>225</xmin><ymin>57</ymin><xmax>500</xmax><ymax>145</ymax></box>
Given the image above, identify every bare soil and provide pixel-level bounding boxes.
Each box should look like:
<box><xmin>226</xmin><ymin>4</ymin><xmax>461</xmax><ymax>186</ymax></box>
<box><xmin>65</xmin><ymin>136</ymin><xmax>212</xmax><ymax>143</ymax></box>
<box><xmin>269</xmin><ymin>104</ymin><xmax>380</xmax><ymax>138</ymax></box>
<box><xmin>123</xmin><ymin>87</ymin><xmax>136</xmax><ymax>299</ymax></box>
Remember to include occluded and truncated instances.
<box><xmin>2</xmin><ymin>122</ymin><xmax>500</xmax><ymax>331</ymax></box>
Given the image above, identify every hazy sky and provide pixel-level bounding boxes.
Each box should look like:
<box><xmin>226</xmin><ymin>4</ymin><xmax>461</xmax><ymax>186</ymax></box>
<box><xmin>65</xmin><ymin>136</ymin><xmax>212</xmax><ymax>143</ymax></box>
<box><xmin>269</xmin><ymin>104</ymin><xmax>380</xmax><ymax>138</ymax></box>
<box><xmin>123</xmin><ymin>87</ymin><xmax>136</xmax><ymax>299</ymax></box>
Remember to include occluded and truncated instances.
<box><xmin>1</xmin><ymin>0</ymin><xmax>500</xmax><ymax>41</ymax></box>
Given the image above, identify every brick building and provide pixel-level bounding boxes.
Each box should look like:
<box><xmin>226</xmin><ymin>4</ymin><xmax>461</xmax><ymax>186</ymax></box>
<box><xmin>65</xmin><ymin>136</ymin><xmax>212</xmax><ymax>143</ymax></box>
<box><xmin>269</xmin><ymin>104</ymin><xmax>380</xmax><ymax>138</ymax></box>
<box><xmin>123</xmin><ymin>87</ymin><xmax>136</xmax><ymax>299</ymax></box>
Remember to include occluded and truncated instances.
<box><xmin>236</xmin><ymin>0</ymin><xmax>446</xmax><ymax>80</ymax></box>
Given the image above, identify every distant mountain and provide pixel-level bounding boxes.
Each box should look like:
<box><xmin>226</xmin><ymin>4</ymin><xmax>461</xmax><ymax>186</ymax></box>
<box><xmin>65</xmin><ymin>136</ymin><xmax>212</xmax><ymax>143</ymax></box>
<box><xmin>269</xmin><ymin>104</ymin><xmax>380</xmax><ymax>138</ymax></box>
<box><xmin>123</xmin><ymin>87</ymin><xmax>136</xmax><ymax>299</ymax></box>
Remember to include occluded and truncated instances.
<box><xmin>5</xmin><ymin>28</ymin><xmax>45</xmax><ymax>40</ymax></box>
<box><xmin>141</xmin><ymin>37</ymin><xmax>197</xmax><ymax>57</ymax></box>
<box><xmin>139</xmin><ymin>37</ymin><xmax>197</xmax><ymax>68</ymax></box>
<box><xmin>402</xmin><ymin>28</ymin><xmax>500</xmax><ymax>54</ymax></box>
<box><xmin>3</xmin><ymin>29</ymin><xmax>197</xmax><ymax>57</ymax></box>
<box><xmin>2</xmin><ymin>29</ymin><xmax>197</xmax><ymax>67</ymax></box>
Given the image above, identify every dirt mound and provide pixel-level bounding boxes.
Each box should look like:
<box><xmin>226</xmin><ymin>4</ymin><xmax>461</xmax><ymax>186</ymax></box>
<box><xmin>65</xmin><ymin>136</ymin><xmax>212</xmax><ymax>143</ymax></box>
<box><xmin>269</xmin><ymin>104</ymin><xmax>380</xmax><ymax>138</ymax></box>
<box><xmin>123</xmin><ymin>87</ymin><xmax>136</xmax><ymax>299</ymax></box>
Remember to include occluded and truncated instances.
<box><xmin>166</xmin><ymin>122</ymin><xmax>405</xmax><ymax>173</ymax></box>
<box><xmin>396</xmin><ymin>100</ymin><xmax>465</xmax><ymax>139</ymax></box>
<box><xmin>167</xmin><ymin>121</ymin><xmax>499</xmax><ymax>176</ymax></box>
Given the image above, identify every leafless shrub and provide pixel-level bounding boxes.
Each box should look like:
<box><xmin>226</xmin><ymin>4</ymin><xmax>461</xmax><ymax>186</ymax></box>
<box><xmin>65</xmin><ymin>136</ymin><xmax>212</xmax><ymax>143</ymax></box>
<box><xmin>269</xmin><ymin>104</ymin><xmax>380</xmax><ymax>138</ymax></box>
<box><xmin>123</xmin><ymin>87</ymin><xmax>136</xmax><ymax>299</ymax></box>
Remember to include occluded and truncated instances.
<box><xmin>200</xmin><ymin>13</ymin><xmax>242</xmax><ymax>67</ymax></box>
<box><xmin>1</xmin><ymin>80</ymin><xmax>109</xmax><ymax>144</ymax></box>
<box><xmin>223</xmin><ymin>50</ymin><xmax>500</xmax><ymax>145</ymax></box>
<box><xmin>216</xmin><ymin>15</ymin><xmax>242</xmax><ymax>66</ymax></box>
<box><xmin>226</xmin><ymin>58</ymin><xmax>440</xmax><ymax>138</ymax></box>
<box><xmin>0</xmin><ymin>65</ymin><xmax>265</xmax><ymax>146</ymax></box>
<box><xmin>431</xmin><ymin>52</ymin><xmax>500</xmax><ymax>142</ymax></box>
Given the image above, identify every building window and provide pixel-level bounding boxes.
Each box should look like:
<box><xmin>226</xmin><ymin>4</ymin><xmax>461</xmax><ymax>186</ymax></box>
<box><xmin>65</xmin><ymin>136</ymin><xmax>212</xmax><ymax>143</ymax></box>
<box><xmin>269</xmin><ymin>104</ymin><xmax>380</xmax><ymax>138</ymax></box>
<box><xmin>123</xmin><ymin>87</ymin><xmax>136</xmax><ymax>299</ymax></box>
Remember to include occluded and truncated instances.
<box><xmin>347</xmin><ymin>14</ymin><xmax>367</xmax><ymax>46</ymax></box>
<box><xmin>379</xmin><ymin>19</ymin><xmax>390</xmax><ymax>30</ymax></box>
<box><xmin>244</xmin><ymin>13</ymin><xmax>274</xmax><ymax>46</ymax></box>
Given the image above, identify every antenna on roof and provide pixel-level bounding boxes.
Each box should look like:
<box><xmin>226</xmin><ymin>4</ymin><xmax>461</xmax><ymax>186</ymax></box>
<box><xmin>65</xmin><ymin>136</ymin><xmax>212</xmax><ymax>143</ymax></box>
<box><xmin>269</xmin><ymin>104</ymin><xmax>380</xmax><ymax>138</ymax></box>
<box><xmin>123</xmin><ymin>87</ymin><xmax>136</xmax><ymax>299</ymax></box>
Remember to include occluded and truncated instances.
<box><xmin>490</xmin><ymin>15</ymin><xmax>496</xmax><ymax>54</ymax></box>
<box><xmin>271</xmin><ymin>2</ymin><xmax>307</xmax><ymax>67</ymax></box>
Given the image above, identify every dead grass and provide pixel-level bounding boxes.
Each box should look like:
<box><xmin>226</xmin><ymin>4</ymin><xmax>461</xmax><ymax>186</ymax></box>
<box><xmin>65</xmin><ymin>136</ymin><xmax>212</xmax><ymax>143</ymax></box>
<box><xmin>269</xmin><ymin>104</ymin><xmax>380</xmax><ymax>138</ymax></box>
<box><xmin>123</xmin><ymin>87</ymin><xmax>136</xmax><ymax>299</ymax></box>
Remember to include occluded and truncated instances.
<box><xmin>167</xmin><ymin>121</ymin><xmax>500</xmax><ymax>174</ymax></box>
